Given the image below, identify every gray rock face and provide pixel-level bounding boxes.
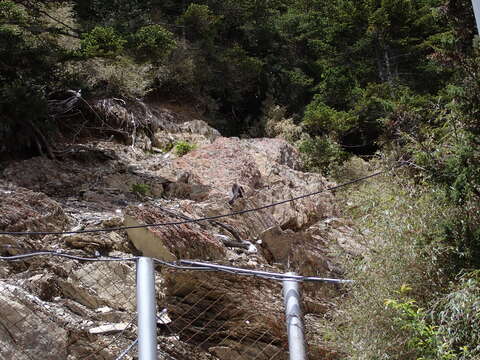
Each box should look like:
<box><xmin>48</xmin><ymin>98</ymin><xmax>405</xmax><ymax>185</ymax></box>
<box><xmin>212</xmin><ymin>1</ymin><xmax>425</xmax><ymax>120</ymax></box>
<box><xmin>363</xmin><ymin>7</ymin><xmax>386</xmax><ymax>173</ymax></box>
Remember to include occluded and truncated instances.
<box><xmin>246</xmin><ymin>137</ymin><xmax>303</xmax><ymax>171</ymax></box>
<box><xmin>178</xmin><ymin>119</ymin><xmax>221</xmax><ymax>141</ymax></box>
<box><xmin>59</xmin><ymin>261</ymin><xmax>136</xmax><ymax>311</ymax></box>
<box><xmin>0</xmin><ymin>282</ymin><xmax>68</xmax><ymax>360</ymax></box>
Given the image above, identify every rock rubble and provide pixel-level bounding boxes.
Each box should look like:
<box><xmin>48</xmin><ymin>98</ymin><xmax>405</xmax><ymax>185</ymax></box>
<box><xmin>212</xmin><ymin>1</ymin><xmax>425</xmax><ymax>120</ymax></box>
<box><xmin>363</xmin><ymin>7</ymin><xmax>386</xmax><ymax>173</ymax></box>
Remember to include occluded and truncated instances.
<box><xmin>0</xmin><ymin>103</ymin><xmax>358</xmax><ymax>359</ymax></box>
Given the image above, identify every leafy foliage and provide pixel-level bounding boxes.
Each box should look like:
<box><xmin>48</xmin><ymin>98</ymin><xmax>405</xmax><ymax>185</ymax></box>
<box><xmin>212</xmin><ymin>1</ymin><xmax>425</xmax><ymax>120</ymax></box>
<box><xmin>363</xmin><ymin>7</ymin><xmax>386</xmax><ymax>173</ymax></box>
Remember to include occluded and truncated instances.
<box><xmin>0</xmin><ymin>0</ymin><xmax>27</xmax><ymax>23</ymax></box>
<box><xmin>79</xmin><ymin>26</ymin><xmax>126</xmax><ymax>57</ymax></box>
<box><xmin>302</xmin><ymin>97</ymin><xmax>357</xmax><ymax>135</ymax></box>
<box><xmin>131</xmin><ymin>183</ymin><xmax>150</xmax><ymax>196</ymax></box>
<box><xmin>174</xmin><ymin>140</ymin><xmax>196</xmax><ymax>156</ymax></box>
<box><xmin>178</xmin><ymin>4</ymin><xmax>220</xmax><ymax>43</ymax></box>
<box><xmin>385</xmin><ymin>291</ymin><xmax>456</xmax><ymax>360</ymax></box>
<box><xmin>130</xmin><ymin>25</ymin><xmax>176</xmax><ymax>61</ymax></box>
<box><xmin>383</xmin><ymin>273</ymin><xmax>480</xmax><ymax>359</ymax></box>
<box><xmin>323</xmin><ymin>167</ymin><xmax>454</xmax><ymax>359</ymax></box>
<box><xmin>298</xmin><ymin>136</ymin><xmax>349</xmax><ymax>174</ymax></box>
<box><xmin>0</xmin><ymin>1</ymin><xmax>60</xmax><ymax>154</ymax></box>
<box><xmin>434</xmin><ymin>272</ymin><xmax>480</xmax><ymax>359</ymax></box>
<box><xmin>65</xmin><ymin>57</ymin><xmax>153</xmax><ymax>98</ymax></box>
<box><xmin>73</xmin><ymin>0</ymin><xmax>152</xmax><ymax>31</ymax></box>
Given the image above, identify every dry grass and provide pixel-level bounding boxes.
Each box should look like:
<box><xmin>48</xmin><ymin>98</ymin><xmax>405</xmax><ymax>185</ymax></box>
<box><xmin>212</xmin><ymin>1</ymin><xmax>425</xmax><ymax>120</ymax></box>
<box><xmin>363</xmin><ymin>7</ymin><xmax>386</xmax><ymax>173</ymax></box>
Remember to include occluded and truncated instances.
<box><xmin>65</xmin><ymin>57</ymin><xmax>153</xmax><ymax>99</ymax></box>
<box><xmin>322</xmin><ymin>159</ymin><xmax>453</xmax><ymax>359</ymax></box>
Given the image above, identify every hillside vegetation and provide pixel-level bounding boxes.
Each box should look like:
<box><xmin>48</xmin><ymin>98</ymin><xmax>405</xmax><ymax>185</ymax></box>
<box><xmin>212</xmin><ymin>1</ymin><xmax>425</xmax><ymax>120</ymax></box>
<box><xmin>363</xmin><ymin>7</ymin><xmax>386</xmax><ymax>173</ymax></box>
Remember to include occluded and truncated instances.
<box><xmin>1</xmin><ymin>0</ymin><xmax>479</xmax><ymax>358</ymax></box>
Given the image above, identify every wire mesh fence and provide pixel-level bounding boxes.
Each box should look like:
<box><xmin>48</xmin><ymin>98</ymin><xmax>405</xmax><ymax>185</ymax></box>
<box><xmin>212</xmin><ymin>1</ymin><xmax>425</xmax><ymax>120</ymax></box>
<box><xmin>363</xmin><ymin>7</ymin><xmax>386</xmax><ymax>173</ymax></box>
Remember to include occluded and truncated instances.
<box><xmin>157</xmin><ymin>269</ymin><xmax>289</xmax><ymax>360</ymax></box>
<box><xmin>0</xmin><ymin>252</ymin><xmax>299</xmax><ymax>360</ymax></box>
<box><xmin>0</xmin><ymin>253</ymin><xmax>137</xmax><ymax>360</ymax></box>
<box><xmin>300</xmin><ymin>281</ymin><xmax>342</xmax><ymax>360</ymax></box>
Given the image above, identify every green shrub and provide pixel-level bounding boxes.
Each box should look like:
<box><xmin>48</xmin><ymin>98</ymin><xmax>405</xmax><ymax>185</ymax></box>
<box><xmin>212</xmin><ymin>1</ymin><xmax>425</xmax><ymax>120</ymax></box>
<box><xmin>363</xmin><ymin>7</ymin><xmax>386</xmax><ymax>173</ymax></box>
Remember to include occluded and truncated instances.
<box><xmin>178</xmin><ymin>4</ymin><xmax>220</xmax><ymax>42</ymax></box>
<box><xmin>160</xmin><ymin>142</ymin><xmax>174</xmax><ymax>153</ymax></box>
<box><xmin>302</xmin><ymin>96</ymin><xmax>357</xmax><ymax>135</ymax></box>
<box><xmin>384</xmin><ymin>273</ymin><xmax>480</xmax><ymax>359</ymax></box>
<box><xmin>440</xmin><ymin>209</ymin><xmax>480</xmax><ymax>272</ymax></box>
<box><xmin>403</xmin><ymin>89</ymin><xmax>480</xmax><ymax>270</ymax></box>
<box><xmin>299</xmin><ymin>96</ymin><xmax>359</xmax><ymax>170</ymax></box>
<box><xmin>298</xmin><ymin>135</ymin><xmax>349</xmax><ymax>173</ymax></box>
<box><xmin>130</xmin><ymin>25</ymin><xmax>176</xmax><ymax>61</ymax></box>
<box><xmin>260</xmin><ymin>100</ymin><xmax>303</xmax><ymax>141</ymax></box>
<box><xmin>0</xmin><ymin>0</ymin><xmax>27</xmax><ymax>24</ymax></box>
<box><xmin>385</xmin><ymin>294</ymin><xmax>455</xmax><ymax>360</ymax></box>
<box><xmin>80</xmin><ymin>26</ymin><xmax>126</xmax><ymax>58</ymax></box>
<box><xmin>131</xmin><ymin>183</ymin><xmax>150</xmax><ymax>196</ymax></box>
<box><xmin>154</xmin><ymin>46</ymin><xmax>198</xmax><ymax>96</ymax></box>
<box><xmin>0</xmin><ymin>80</ymin><xmax>51</xmax><ymax>154</ymax></box>
<box><xmin>174</xmin><ymin>140</ymin><xmax>196</xmax><ymax>156</ymax></box>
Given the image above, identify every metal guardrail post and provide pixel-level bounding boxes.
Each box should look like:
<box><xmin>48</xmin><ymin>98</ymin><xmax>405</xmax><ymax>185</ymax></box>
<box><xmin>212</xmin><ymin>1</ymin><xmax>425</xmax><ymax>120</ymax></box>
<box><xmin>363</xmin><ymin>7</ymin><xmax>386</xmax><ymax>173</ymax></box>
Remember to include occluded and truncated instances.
<box><xmin>136</xmin><ymin>257</ymin><xmax>158</xmax><ymax>360</ymax></box>
<box><xmin>473</xmin><ymin>0</ymin><xmax>480</xmax><ymax>34</ymax></box>
<box><xmin>283</xmin><ymin>272</ymin><xmax>307</xmax><ymax>360</ymax></box>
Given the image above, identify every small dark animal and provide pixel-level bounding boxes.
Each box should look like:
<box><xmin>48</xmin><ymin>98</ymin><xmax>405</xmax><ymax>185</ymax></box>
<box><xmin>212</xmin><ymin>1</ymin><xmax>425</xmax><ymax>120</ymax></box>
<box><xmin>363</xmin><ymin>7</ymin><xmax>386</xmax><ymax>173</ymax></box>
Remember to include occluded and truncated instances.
<box><xmin>228</xmin><ymin>183</ymin><xmax>244</xmax><ymax>205</ymax></box>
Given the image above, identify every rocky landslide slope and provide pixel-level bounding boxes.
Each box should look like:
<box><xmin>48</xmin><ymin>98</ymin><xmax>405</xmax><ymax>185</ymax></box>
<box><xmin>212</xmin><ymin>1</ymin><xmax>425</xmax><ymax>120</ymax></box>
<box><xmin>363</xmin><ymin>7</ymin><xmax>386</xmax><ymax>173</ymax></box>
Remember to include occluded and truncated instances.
<box><xmin>0</xmin><ymin>103</ymin><xmax>358</xmax><ymax>359</ymax></box>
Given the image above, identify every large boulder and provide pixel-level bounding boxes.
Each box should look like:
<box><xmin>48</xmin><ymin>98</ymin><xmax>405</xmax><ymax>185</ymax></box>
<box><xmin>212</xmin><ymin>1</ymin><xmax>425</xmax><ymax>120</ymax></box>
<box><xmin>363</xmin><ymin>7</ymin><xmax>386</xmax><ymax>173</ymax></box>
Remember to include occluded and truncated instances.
<box><xmin>153</xmin><ymin>119</ymin><xmax>221</xmax><ymax>149</ymax></box>
<box><xmin>164</xmin><ymin>137</ymin><xmax>263</xmax><ymax>195</ymax></box>
<box><xmin>150</xmin><ymin>137</ymin><xmax>337</xmax><ymax>240</ymax></box>
<box><xmin>259</xmin><ymin>225</ymin><xmax>339</xmax><ymax>278</ymax></box>
<box><xmin>246</xmin><ymin>137</ymin><xmax>302</xmax><ymax>171</ymax></box>
<box><xmin>124</xmin><ymin>205</ymin><xmax>226</xmax><ymax>260</ymax></box>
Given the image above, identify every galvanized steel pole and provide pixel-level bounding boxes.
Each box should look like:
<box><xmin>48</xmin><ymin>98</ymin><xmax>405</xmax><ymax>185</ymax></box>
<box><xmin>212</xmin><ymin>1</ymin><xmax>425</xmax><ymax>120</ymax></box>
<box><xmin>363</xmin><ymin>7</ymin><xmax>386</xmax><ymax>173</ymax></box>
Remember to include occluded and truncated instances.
<box><xmin>473</xmin><ymin>0</ymin><xmax>480</xmax><ymax>33</ymax></box>
<box><xmin>136</xmin><ymin>257</ymin><xmax>158</xmax><ymax>360</ymax></box>
<box><xmin>283</xmin><ymin>272</ymin><xmax>307</xmax><ymax>360</ymax></box>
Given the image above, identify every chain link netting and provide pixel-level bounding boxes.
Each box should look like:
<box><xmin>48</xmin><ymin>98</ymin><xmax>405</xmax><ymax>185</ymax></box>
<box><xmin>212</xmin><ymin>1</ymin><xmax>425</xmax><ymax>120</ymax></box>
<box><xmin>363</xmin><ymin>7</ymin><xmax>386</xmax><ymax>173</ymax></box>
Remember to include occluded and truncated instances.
<box><xmin>0</xmin><ymin>254</ymin><xmax>296</xmax><ymax>360</ymax></box>
<box><xmin>301</xmin><ymin>281</ymin><xmax>343</xmax><ymax>360</ymax></box>
<box><xmin>156</xmin><ymin>269</ymin><xmax>289</xmax><ymax>360</ymax></box>
<box><xmin>0</xmin><ymin>246</ymin><xmax>348</xmax><ymax>360</ymax></box>
<box><xmin>0</xmin><ymin>253</ymin><xmax>137</xmax><ymax>360</ymax></box>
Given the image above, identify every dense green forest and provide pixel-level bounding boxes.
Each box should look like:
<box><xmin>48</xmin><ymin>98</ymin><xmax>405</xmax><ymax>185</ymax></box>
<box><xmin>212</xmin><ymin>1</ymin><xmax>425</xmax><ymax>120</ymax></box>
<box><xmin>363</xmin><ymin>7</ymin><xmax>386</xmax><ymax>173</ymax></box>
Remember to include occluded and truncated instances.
<box><xmin>1</xmin><ymin>0</ymin><xmax>479</xmax><ymax>358</ymax></box>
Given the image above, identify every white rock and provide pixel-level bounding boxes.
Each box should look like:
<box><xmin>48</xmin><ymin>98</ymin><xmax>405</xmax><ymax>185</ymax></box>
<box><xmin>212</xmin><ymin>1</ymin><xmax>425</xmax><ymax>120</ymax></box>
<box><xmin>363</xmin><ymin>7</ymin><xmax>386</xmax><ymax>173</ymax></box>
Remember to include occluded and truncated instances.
<box><xmin>247</xmin><ymin>243</ymin><xmax>257</xmax><ymax>254</ymax></box>
<box><xmin>157</xmin><ymin>310</ymin><xmax>172</xmax><ymax>325</ymax></box>
<box><xmin>95</xmin><ymin>306</ymin><xmax>113</xmax><ymax>313</ymax></box>
<box><xmin>89</xmin><ymin>322</ymin><xmax>129</xmax><ymax>334</ymax></box>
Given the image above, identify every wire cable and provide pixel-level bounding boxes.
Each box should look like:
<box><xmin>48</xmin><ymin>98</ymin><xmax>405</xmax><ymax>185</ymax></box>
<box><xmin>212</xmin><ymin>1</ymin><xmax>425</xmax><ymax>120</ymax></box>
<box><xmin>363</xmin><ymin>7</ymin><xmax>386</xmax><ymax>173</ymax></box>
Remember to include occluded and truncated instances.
<box><xmin>178</xmin><ymin>260</ymin><xmax>354</xmax><ymax>283</ymax></box>
<box><xmin>0</xmin><ymin>251</ymin><xmax>138</xmax><ymax>262</ymax></box>
<box><xmin>0</xmin><ymin>164</ymin><xmax>404</xmax><ymax>237</ymax></box>
<box><xmin>114</xmin><ymin>338</ymin><xmax>138</xmax><ymax>360</ymax></box>
<box><xmin>0</xmin><ymin>250</ymin><xmax>353</xmax><ymax>283</ymax></box>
